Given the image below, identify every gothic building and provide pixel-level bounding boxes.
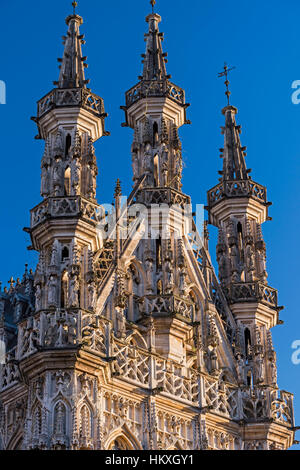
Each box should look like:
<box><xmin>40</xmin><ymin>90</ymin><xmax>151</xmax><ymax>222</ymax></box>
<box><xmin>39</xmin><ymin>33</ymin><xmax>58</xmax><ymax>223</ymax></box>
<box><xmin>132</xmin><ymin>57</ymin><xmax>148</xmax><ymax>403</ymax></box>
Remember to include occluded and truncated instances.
<box><xmin>0</xmin><ymin>3</ymin><xmax>295</xmax><ymax>451</ymax></box>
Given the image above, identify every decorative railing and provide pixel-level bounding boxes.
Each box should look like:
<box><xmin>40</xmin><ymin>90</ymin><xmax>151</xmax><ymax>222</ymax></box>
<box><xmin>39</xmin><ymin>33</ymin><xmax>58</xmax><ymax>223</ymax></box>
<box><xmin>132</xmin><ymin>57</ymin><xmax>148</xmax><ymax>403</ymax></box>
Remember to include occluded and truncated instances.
<box><xmin>37</xmin><ymin>88</ymin><xmax>105</xmax><ymax>118</ymax></box>
<box><xmin>140</xmin><ymin>294</ymin><xmax>194</xmax><ymax>322</ymax></box>
<box><xmin>207</xmin><ymin>180</ymin><xmax>267</xmax><ymax>207</ymax></box>
<box><xmin>203</xmin><ymin>375</ymin><xmax>239</xmax><ymax>420</ymax></box>
<box><xmin>0</xmin><ymin>348</ymin><xmax>20</xmax><ymax>392</ymax></box>
<box><xmin>136</xmin><ymin>187</ymin><xmax>191</xmax><ymax>207</ymax></box>
<box><xmin>16</xmin><ymin>309</ymin><xmax>108</xmax><ymax>361</ymax></box>
<box><xmin>225</xmin><ymin>282</ymin><xmax>278</xmax><ymax>308</ymax></box>
<box><xmin>2</xmin><ymin>320</ymin><xmax>294</xmax><ymax>427</ymax></box>
<box><xmin>156</xmin><ymin>359</ymin><xmax>199</xmax><ymax>405</ymax></box>
<box><xmin>241</xmin><ymin>387</ymin><xmax>294</xmax><ymax>427</ymax></box>
<box><xmin>112</xmin><ymin>341</ymin><xmax>151</xmax><ymax>387</ymax></box>
<box><xmin>125</xmin><ymin>80</ymin><xmax>185</xmax><ymax>107</ymax></box>
<box><xmin>31</xmin><ymin>196</ymin><xmax>101</xmax><ymax>228</ymax></box>
<box><xmin>269</xmin><ymin>390</ymin><xmax>294</xmax><ymax>426</ymax></box>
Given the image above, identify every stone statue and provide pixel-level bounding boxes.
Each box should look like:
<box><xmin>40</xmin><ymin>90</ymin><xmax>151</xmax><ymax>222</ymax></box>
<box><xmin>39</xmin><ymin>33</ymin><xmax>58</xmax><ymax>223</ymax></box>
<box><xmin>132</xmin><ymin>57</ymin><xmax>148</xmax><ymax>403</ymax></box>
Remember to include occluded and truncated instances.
<box><xmin>236</xmin><ymin>354</ymin><xmax>245</xmax><ymax>385</ymax></box>
<box><xmin>87</xmin><ymin>164</ymin><xmax>97</xmax><ymax>199</ymax></box>
<box><xmin>35</xmin><ymin>284</ymin><xmax>42</xmax><ymax>311</ymax></box>
<box><xmin>160</xmin><ymin>142</ymin><xmax>169</xmax><ymax>164</ymax></box>
<box><xmin>115</xmin><ymin>307</ymin><xmax>126</xmax><ymax>339</ymax></box>
<box><xmin>48</xmin><ymin>275</ymin><xmax>58</xmax><ymax>308</ymax></box>
<box><xmin>87</xmin><ymin>282</ymin><xmax>96</xmax><ymax>311</ymax></box>
<box><xmin>217</xmin><ymin>251</ymin><xmax>227</xmax><ymax>282</ymax></box>
<box><xmin>53</xmin><ymin>161</ymin><xmax>63</xmax><ymax>195</ymax></box>
<box><xmin>68</xmin><ymin>276</ymin><xmax>80</xmax><ymax>308</ymax></box>
<box><xmin>41</xmin><ymin>165</ymin><xmax>49</xmax><ymax>197</ymax></box>
<box><xmin>145</xmin><ymin>259</ymin><xmax>154</xmax><ymax>292</ymax></box>
<box><xmin>143</xmin><ymin>145</ymin><xmax>152</xmax><ymax>172</ymax></box>
<box><xmin>164</xmin><ymin>259</ymin><xmax>174</xmax><ymax>292</ymax></box>
<box><xmin>230</xmin><ymin>244</ymin><xmax>240</xmax><ymax>281</ymax></box>
<box><xmin>245</xmin><ymin>244</ymin><xmax>255</xmax><ymax>275</ymax></box>
<box><xmin>254</xmin><ymin>354</ymin><xmax>264</xmax><ymax>384</ymax></box>
<box><xmin>71</xmin><ymin>157</ymin><xmax>81</xmax><ymax>195</ymax></box>
<box><xmin>132</xmin><ymin>152</ymin><xmax>139</xmax><ymax>180</ymax></box>
<box><xmin>162</xmin><ymin>162</ymin><xmax>168</xmax><ymax>186</ymax></box>
<box><xmin>179</xmin><ymin>265</ymin><xmax>187</xmax><ymax>295</ymax></box>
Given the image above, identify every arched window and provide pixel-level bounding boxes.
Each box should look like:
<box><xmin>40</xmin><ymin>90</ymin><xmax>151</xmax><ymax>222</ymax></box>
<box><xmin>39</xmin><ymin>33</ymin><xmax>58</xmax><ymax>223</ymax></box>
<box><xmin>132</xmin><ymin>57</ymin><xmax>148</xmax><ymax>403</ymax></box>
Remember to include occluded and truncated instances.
<box><xmin>237</xmin><ymin>222</ymin><xmax>244</xmax><ymax>261</ymax></box>
<box><xmin>153</xmin><ymin>154</ymin><xmax>160</xmax><ymax>186</ymax></box>
<box><xmin>61</xmin><ymin>270</ymin><xmax>69</xmax><ymax>308</ymax></box>
<box><xmin>108</xmin><ymin>436</ymin><xmax>133</xmax><ymax>450</ymax></box>
<box><xmin>61</xmin><ymin>246</ymin><xmax>69</xmax><ymax>261</ymax></box>
<box><xmin>64</xmin><ymin>167</ymin><xmax>71</xmax><ymax>196</ymax></box>
<box><xmin>65</xmin><ymin>134</ymin><xmax>72</xmax><ymax>157</ymax></box>
<box><xmin>153</xmin><ymin>122</ymin><xmax>159</xmax><ymax>145</ymax></box>
<box><xmin>79</xmin><ymin>404</ymin><xmax>92</xmax><ymax>441</ymax></box>
<box><xmin>156</xmin><ymin>237</ymin><xmax>162</xmax><ymax>269</ymax></box>
<box><xmin>53</xmin><ymin>402</ymin><xmax>67</xmax><ymax>436</ymax></box>
<box><xmin>244</xmin><ymin>328</ymin><xmax>251</xmax><ymax>358</ymax></box>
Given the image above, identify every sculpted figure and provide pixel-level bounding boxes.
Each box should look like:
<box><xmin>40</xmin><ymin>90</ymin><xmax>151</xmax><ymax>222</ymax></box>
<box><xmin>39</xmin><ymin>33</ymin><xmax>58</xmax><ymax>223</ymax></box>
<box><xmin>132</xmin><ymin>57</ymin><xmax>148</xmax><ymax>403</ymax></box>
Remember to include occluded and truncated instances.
<box><xmin>71</xmin><ymin>157</ymin><xmax>81</xmax><ymax>195</ymax></box>
<box><xmin>48</xmin><ymin>275</ymin><xmax>57</xmax><ymax>308</ymax></box>
<box><xmin>87</xmin><ymin>282</ymin><xmax>96</xmax><ymax>311</ymax></box>
<box><xmin>69</xmin><ymin>276</ymin><xmax>80</xmax><ymax>308</ymax></box>
<box><xmin>35</xmin><ymin>284</ymin><xmax>42</xmax><ymax>311</ymax></box>
<box><xmin>145</xmin><ymin>259</ymin><xmax>154</xmax><ymax>292</ymax></box>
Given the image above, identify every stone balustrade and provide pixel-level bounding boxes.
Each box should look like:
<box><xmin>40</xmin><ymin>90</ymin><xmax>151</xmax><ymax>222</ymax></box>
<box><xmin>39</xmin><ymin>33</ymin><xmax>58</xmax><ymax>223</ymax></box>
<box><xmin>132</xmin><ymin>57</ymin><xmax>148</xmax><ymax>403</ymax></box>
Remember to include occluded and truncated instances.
<box><xmin>125</xmin><ymin>80</ymin><xmax>185</xmax><ymax>108</ymax></box>
<box><xmin>208</xmin><ymin>180</ymin><xmax>267</xmax><ymax>207</ymax></box>
<box><xmin>37</xmin><ymin>88</ymin><xmax>105</xmax><ymax>118</ymax></box>
<box><xmin>31</xmin><ymin>196</ymin><xmax>101</xmax><ymax>228</ymax></box>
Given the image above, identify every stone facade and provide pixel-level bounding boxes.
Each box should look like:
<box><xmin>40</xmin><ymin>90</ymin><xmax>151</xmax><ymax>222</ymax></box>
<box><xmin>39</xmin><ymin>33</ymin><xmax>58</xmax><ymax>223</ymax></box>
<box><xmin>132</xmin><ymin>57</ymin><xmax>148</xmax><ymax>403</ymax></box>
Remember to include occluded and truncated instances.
<box><xmin>0</xmin><ymin>5</ymin><xmax>295</xmax><ymax>450</ymax></box>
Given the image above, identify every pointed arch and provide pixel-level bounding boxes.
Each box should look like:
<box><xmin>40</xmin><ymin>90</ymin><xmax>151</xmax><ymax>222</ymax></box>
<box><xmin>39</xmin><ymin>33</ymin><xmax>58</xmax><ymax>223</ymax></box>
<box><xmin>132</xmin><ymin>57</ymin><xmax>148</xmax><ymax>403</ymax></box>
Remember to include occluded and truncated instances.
<box><xmin>79</xmin><ymin>402</ymin><xmax>93</xmax><ymax>441</ymax></box>
<box><xmin>52</xmin><ymin>400</ymin><xmax>69</xmax><ymax>436</ymax></box>
<box><xmin>125</xmin><ymin>258</ymin><xmax>147</xmax><ymax>291</ymax></box>
<box><xmin>126</xmin><ymin>330</ymin><xmax>148</xmax><ymax>350</ymax></box>
<box><xmin>105</xmin><ymin>424</ymin><xmax>142</xmax><ymax>450</ymax></box>
<box><xmin>186</xmin><ymin>285</ymin><xmax>204</xmax><ymax>322</ymax></box>
<box><xmin>6</xmin><ymin>431</ymin><xmax>23</xmax><ymax>450</ymax></box>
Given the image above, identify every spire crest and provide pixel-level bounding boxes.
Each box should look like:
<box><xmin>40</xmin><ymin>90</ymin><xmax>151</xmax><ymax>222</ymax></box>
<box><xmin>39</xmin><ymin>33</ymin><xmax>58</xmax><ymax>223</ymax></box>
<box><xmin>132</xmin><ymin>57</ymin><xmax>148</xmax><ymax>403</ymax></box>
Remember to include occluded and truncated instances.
<box><xmin>218</xmin><ymin>63</ymin><xmax>236</xmax><ymax>106</ymax></box>
<box><xmin>150</xmin><ymin>0</ymin><xmax>156</xmax><ymax>14</ymax></box>
<box><xmin>55</xmin><ymin>5</ymin><xmax>89</xmax><ymax>89</ymax></box>
<box><xmin>72</xmin><ymin>1</ymin><xmax>78</xmax><ymax>15</ymax></box>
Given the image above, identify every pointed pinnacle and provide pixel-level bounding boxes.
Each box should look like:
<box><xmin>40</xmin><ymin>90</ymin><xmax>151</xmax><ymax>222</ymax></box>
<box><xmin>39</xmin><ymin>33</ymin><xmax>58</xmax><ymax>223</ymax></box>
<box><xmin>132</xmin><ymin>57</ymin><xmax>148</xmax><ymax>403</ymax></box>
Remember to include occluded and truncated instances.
<box><xmin>114</xmin><ymin>179</ymin><xmax>122</xmax><ymax>198</ymax></box>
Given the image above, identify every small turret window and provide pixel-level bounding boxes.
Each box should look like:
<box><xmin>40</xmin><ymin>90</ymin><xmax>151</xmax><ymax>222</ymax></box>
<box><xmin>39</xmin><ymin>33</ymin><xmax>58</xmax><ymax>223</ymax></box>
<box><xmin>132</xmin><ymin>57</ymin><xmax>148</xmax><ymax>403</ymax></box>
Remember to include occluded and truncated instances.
<box><xmin>64</xmin><ymin>167</ymin><xmax>71</xmax><ymax>195</ymax></box>
<box><xmin>154</xmin><ymin>154</ymin><xmax>160</xmax><ymax>186</ymax></box>
<box><xmin>244</xmin><ymin>327</ymin><xmax>251</xmax><ymax>357</ymax></box>
<box><xmin>156</xmin><ymin>237</ymin><xmax>162</xmax><ymax>269</ymax></box>
<box><xmin>62</xmin><ymin>246</ymin><xmax>69</xmax><ymax>261</ymax></box>
<box><xmin>61</xmin><ymin>270</ymin><xmax>69</xmax><ymax>308</ymax></box>
<box><xmin>153</xmin><ymin>122</ymin><xmax>159</xmax><ymax>145</ymax></box>
<box><xmin>237</xmin><ymin>222</ymin><xmax>244</xmax><ymax>263</ymax></box>
<box><xmin>65</xmin><ymin>134</ymin><xmax>72</xmax><ymax>157</ymax></box>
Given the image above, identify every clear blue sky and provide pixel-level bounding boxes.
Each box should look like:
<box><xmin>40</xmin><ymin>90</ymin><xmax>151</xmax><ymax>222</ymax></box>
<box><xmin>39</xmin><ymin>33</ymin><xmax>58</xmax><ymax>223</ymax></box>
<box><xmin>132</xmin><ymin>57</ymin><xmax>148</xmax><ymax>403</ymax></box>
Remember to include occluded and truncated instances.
<box><xmin>0</xmin><ymin>0</ymin><xmax>299</xmax><ymax>447</ymax></box>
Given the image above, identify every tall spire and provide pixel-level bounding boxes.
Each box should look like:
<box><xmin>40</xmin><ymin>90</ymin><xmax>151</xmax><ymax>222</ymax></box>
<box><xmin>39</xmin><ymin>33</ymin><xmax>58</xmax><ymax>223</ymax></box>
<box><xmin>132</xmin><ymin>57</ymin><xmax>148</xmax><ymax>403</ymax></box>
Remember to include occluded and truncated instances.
<box><xmin>54</xmin><ymin>3</ymin><xmax>89</xmax><ymax>89</ymax></box>
<box><xmin>141</xmin><ymin>10</ymin><xmax>169</xmax><ymax>82</ymax></box>
<box><xmin>220</xmin><ymin>105</ymin><xmax>249</xmax><ymax>181</ymax></box>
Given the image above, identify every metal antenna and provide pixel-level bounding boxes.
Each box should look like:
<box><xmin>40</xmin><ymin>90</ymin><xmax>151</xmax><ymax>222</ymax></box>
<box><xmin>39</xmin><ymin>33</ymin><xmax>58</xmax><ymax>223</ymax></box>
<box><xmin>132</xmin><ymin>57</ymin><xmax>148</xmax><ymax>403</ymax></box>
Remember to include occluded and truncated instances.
<box><xmin>150</xmin><ymin>0</ymin><xmax>156</xmax><ymax>14</ymax></box>
<box><xmin>72</xmin><ymin>1</ymin><xmax>78</xmax><ymax>15</ymax></box>
<box><xmin>218</xmin><ymin>63</ymin><xmax>236</xmax><ymax>106</ymax></box>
